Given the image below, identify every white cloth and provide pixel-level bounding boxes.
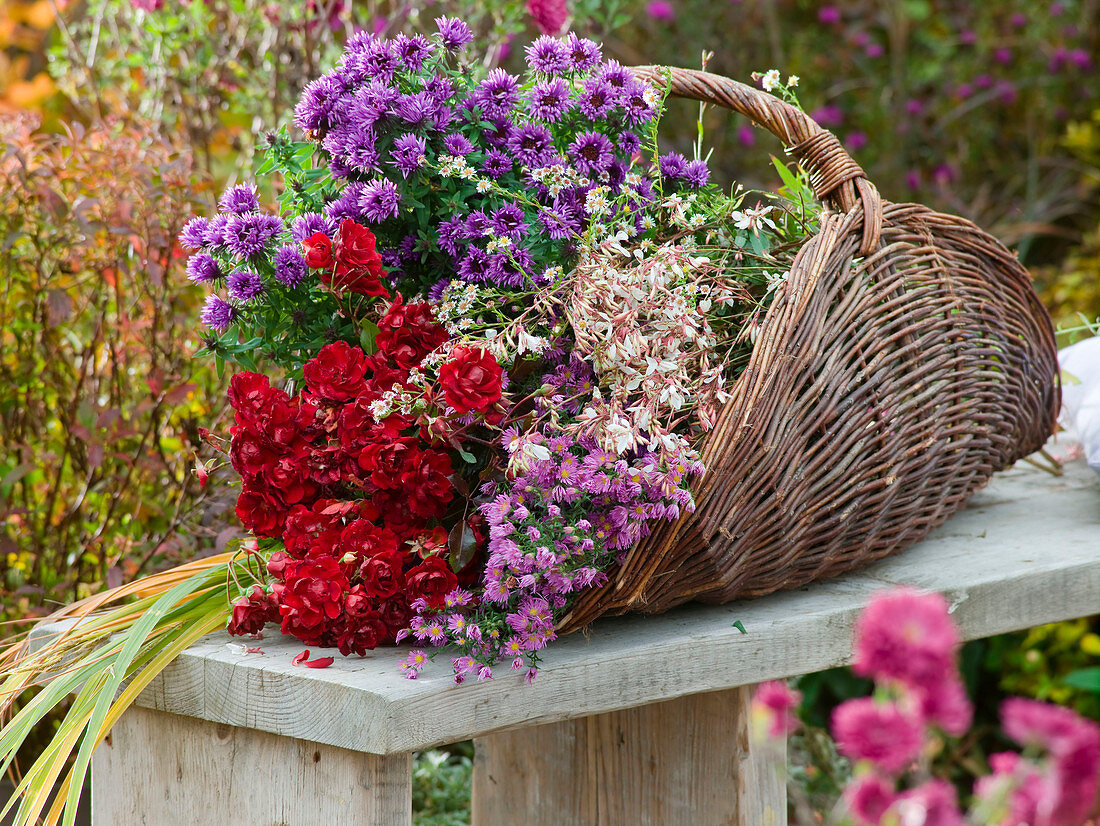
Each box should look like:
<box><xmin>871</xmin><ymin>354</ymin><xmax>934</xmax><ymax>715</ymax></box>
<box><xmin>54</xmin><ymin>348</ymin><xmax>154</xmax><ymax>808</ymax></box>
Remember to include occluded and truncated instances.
<box><xmin>1059</xmin><ymin>337</ymin><xmax>1100</xmax><ymax>476</ymax></box>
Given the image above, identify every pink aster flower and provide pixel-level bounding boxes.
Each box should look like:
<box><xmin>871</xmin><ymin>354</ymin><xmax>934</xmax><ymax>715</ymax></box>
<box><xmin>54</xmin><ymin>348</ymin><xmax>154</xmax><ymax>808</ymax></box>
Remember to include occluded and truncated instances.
<box><xmin>528</xmin><ymin>0</ymin><xmax>568</xmax><ymax>35</ymax></box>
<box><xmin>751</xmin><ymin>680</ymin><xmax>801</xmax><ymax>739</ymax></box>
<box><xmin>852</xmin><ymin>588</ymin><xmax>959</xmax><ymax>691</ymax></box>
<box><xmin>919</xmin><ymin>674</ymin><xmax>973</xmax><ymax>737</ymax></box>
<box><xmin>888</xmin><ymin>778</ymin><xmax>964</xmax><ymax>826</ymax></box>
<box><xmin>645</xmin><ymin>0</ymin><xmax>674</xmax><ymax>20</ymax></box>
<box><xmin>832</xmin><ymin>697</ymin><xmax>925</xmax><ymax>775</ymax></box>
<box><xmin>844</xmin><ymin>772</ymin><xmax>896</xmax><ymax>826</ymax></box>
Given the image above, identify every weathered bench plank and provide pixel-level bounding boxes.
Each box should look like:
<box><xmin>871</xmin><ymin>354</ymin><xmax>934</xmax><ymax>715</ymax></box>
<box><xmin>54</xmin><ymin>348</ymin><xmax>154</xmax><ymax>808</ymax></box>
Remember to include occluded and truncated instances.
<box><xmin>116</xmin><ymin>459</ymin><xmax>1097</xmax><ymax>755</ymax></box>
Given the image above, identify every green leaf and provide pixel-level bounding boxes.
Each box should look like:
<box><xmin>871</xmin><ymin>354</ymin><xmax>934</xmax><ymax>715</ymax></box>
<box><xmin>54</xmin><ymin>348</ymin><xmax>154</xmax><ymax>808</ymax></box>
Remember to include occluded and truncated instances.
<box><xmin>732</xmin><ymin>620</ymin><xmax>747</xmax><ymax>634</ymax></box>
<box><xmin>1064</xmin><ymin>668</ymin><xmax>1100</xmax><ymax>693</ymax></box>
<box><xmin>360</xmin><ymin>320</ymin><xmax>380</xmax><ymax>355</ymax></box>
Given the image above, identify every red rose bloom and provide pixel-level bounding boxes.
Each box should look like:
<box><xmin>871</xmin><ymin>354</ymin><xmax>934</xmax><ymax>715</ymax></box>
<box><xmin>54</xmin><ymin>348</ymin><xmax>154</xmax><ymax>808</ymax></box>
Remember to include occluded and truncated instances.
<box><xmin>303</xmin><ymin>232</ymin><xmax>335</xmax><ymax>269</ymax></box>
<box><xmin>405</xmin><ymin>555</ymin><xmax>458</xmax><ymax>609</ymax></box>
<box><xmin>235</xmin><ymin>488</ymin><xmax>286</xmax><ymax>537</ymax></box>
<box><xmin>227</xmin><ymin>585</ymin><xmax>278</xmax><ymax>636</ymax></box>
<box><xmin>358</xmin><ymin>436</ymin><xmax>420</xmax><ymax>490</ymax></box>
<box><xmin>302</xmin><ymin>340</ymin><xmax>370</xmax><ymax>403</ymax></box>
<box><xmin>279</xmin><ymin>556</ymin><xmax>348</xmax><ymax>633</ymax></box>
<box><xmin>401</xmin><ymin>448</ymin><xmax>454</xmax><ymax>520</ymax></box>
<box><xmin>324</xmin><ymin>219</ymin><xmax>389</xmax><ymax>296</ymax></box>
<box><xmin>228</xmin><ymin>372</ymin><xmax>276</xmax><ymax>427</ymax></box>
<box><xmin>336</xmin><ymin>608</ymin><xmax>390</xmax><ymax>656</ymax></box>
<box><xmin>438</xmin><ymin>347</ymin><xmax>503</xmax><ymax>414</ymax></box>
<box><xmin>375</xmin><ymin>294</ymin><xmax>448</xmax><ymax>368</ymax></box>
<box><xmin>358</xmin><ymin>549</ymin><xmax>407</xmax><ymax>599</ymax></box>
<box><xmin>378</xmin><ymin>594</ymin><xmax>411</xmax><ymax>636</ymax></box>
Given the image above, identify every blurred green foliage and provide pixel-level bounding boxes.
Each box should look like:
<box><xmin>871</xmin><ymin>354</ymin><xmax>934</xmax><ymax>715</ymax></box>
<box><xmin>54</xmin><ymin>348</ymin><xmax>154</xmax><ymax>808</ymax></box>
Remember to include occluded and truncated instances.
<box><xmin>413</xmin><ymin>746</ymin><xmax>474</xmax><ymax>826</ymax></box>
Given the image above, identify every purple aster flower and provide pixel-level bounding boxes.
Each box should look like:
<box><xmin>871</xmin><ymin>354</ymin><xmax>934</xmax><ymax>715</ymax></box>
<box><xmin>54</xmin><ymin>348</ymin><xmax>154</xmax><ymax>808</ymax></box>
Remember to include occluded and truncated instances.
<box><xmin>480</xmin><ymin>119</ymin><xmax>513</xmax><ymax>148</ymax></box>
<box><xmin>394</xmin><ymin>91</ymin><xmax>443</xmax><ymax>131</ymax></box>
<box><xmin>218</xmin><ymin>183</ymin><xmax>260</xmax><ymax>214</ymax></box>
<box><xmin>472</xmin><ymin>69</ymin><xmax>521</xmax><ymax>119</ymax></box>
<box><xmin>463</xmin><ymin>210</ymin><xmax>491</xmax><ymax>239</ymax></box>
<box><xmin>227</xmin><ymin>268</ymin><xmax>265</xmax><ymax>302</ymax></box>
<box><xmin>391</xmin><ymin>133</ymin><xmax>428</xmax><ymax>177</ymax></box>
<box><xmin>506</xmin><ymin>123</ymin><xmax>554</xmax><ymax>167</ymax></box>
<box><xmin>186</xmin><ymin>253</ymin><xmax>222</xmax><ymax>284</ymax></box>
<box><xmin>428</xmin><ymin>277</ymin><xmax>454</xmax><ymax>300</ymax></box>
<box><xmin>620</xmin><ymin>81</ymin><xmax>657</xmax><ymax>125</ymax></box>
<box><xmin>598</xmin><ymin>60</ymin><xmax>633</xmax><ymax>90</ymax></box>
<box><xmin>491</xmin><ymin>202</ymin><xmax>527</xmax><ymax>240</ymax></box>
<box><xmin>527</xmin><ymin>78</ymin><xmax>571</xmax><ymax>122</ymax></box>
<box><xmin>273</xmin><ymin>245</ymin><xmax>308</xmax><ymax>287</ymax></box>
<box><xmin>577</xmin><ymin>78</ymin><xmax>616</xmax><ymax>120</ymax></box>
<box><xmin>357</xmin><ymin>179</ymin><xmax>402</xmax><ymax>223</ymax></box>
<box><xmin>480</xmin><ymin>149</ymin><xmax>513</xmax><ymax>179</ymax></box>
<box><xmin>458</xmin><ymin>246</ymin><xmax>491</xmax><ymax>282</ymax></box>
<box><xmin>565</xmin><ymin>33</ymin><xmax>602</xmax><ymax>72</ymax></box>
<box><xmin>294</xmin><ymin>74</ymin><xmax>345</xmax><ymax>134</ymax></box>
<box><xmin>291</xmin><ymin>213</ymin><xmax>335</xmax><ymax>244</ymax></box>
<box><xmin>488</xmin><ymin>246</ymin><xmax>533</xmax><ymax>287</ymax></box>
<box><xmin>423</xmin><ymin>74</ymin><xmax>455</xmax><ymax>105</ymax></box>
<box><xmin>203</xmin><ymin>214</ymin><xmax>230</xmax><ymax>248</ymax></box>
<box><xmin>324</xmin><ymin>124</ymin><xmax>380</xmax><ymax>174</ymax></box>
<box><xmin>525</xmin><ymin>35</ymin><xmax>570</xmax><ymax>75</ymax></box>
<box><xmin>324</xmin><ymin>182</ymin><xmax>369</xmax><ymax>223</ymax></box>
<box><xmin>683</xmin><ymin>159</ymin><xmax>709</xmax><ymax>187</ymax></box>
<box><xmin>538</xmin><ymin>205</ymin><xmax>580</xmax><ymax>239</ymax></box>
<box><xmin>224</xmin><ymin>212</ymin><xmax>283</xmax><ymax>258</ymax></box>
<box><xmin>658</xmin><ymin>151</ymin><xmax>688</xmax><ymax>179</ymax></box>
<box><xmin>568</xmin><ymin>131</ymin><xmax>614</xmax><ymax>174</ymax></box>
<box><xmin>393</xmin><ymin>33</ymin><xmax>433</xmax><ymax>71</ymax></box>
<box><xmin>200</xmin><ymin>294</ymin><xmax>237</xmax><ymax>333</ymax></box>
<box><xmin>436</xmin><ymin>216</ymin><xmax>466</xmax><ymax>256</ymax></box>
<box><xmin>179</xmin><ymin>216</ymin><xmax>209</xmax><ymax>250</ymax></box>
<box><xmin>350</xmin><ymin>80</ymin><xmax>401</xmax><ymax>123</ymax></box>
<box><xmin>442</xmin><ymin>133</ymin><xmax>474</xmax><ymax>155</ymax></box>
<box><xmin>435</xmin><ymin>16</ymin><xmax>473</xmax><ymax>51</ymax></box>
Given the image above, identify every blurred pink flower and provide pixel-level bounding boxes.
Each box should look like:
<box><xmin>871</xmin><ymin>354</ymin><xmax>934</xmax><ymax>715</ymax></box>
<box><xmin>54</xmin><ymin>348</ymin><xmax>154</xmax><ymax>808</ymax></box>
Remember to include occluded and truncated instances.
<box><xmin>865</xmin><ymin>42</ymin><xmax>884</xmax><ymax>58</ymax></box>
<box><xmin>845</xmin><ymin>130</ymin><xmax>868</xmax><ymax>151</ymax></box>
<box><xmin>1003</xmin><ymin>698</ymin><xmax>1098</xmax><ymax>757</ymax></box>
<box><xmin>752</xmin><ymin>680</ymin><xmax>801</xmax><ymax>738</ymax></box>
<box><xmin>852</xmin><ymin>588</ymin><xmax>958</xmax><ymax>690</ymax></box>
<box><xmin>645</xmin><ymin>0</ymin><xmax>675</xmax><ymax>21</ymax></box>
<box><xmin>889</xmin><ymin>779</ymin><xmax>964</xmax><ymax>826</ymax></box>
<box><xmin>811</xmin><ymin>104</ymin><xmax>843</xmax><ymax>128</ymax></box>
<box><xmin>832</xmin><ymin>697</ymin><xmax>924</xmax><ymax>775</ymax></box>
<box><xmin>528</xmin><ymin>0</ymin><xmax>568</xmax><ymax>35</ymax></box>
<box><xmin>817</xmin><ymin>5</ymin><xmax>841</xmax><ymax>24</ymax></box>
<box><xmin>918</xmin><ymin>673</ymin><xmax>972</xmax><ymax>736</ymax></box>
<box><xmin>905</xmin><ymin>169</ymin><xmax>922</xmax><ymax>191</ymax></box>
<box><xmin>736</xmin><ymin>124</ymin><xmax>756</xmax><ymax>147</ymax></box>
<box><xmin>844</xmin><ymin>773</ymin><xmax>896</xmax><ymax>825</ymax></box>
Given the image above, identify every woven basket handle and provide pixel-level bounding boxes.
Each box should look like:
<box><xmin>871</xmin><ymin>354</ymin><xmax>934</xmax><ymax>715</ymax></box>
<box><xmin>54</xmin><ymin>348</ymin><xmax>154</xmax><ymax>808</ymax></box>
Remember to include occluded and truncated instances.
<box><xmin>632</xmin><ymin>65</ymin><xmax>883</xmax><ymax>254</ymax></box>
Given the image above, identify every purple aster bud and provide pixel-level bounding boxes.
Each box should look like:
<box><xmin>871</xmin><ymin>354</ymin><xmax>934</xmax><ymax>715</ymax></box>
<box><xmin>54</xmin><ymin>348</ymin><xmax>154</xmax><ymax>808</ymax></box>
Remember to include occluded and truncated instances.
<box><xmin>224</xmin><ymin>212</ymin><xmax>283</xmax><ymax>258</ymax></box>
<box><xmin>506</xmin><ymin>123</ymin><xmax>554</xmax><ymax>167</ymax></box>
<box><xmin>390</xmin><ymin>132</ymin><xmax>428</xmax><ymax>177</ymax></box>
<box><xmin>435</xmin><ymin>17</ymin><xmax>473</xmax><ymax>51</ymax></box>
<box><xmin>357</xmin><ymin>179</ymin><xmax>401</xmax><ymax>223</ymax></box>
<box><xmin>424</xmin><ymin>74</ymin><xmax>455</xmax><ymax>105</ymax></box>
<box><xmin>392</xmin><ymin>33</ymin><xmax>433</xmax><ymax>72</ymax></box>
<box><xmin>200</xmin><ymin>294</ymin><xmax>237</xmax><ymax>333</ymax></box>
<box><xmin>186</xmin><ymin>252</ymin><xmax>222</xmax><ymax>284</ymax></box>
<box><xmin>568</xmin><ymin>131</ymin><xmax>614</xmax><ymax>175</ymax></box>
<box><xmin>179</xmin><ymin>216</ymin><xmax>210</xmax><ymax>250</ymax></box>
<box><xmin>291</xmin><ymin>212</ymin><xmax>336</xmax><ymax>244</ymax></box>
<box><xmin>564</xmin><ymin>33</ymin><xmax>602</xmax><ymax>72</ymax></box>
<box><xmin>227</xmin><ymin>268</ymin><xmax>265</xmax><ymax>302</ymax></box>
<box><xmin>442</xmin><ymin>133</ymin><xmax>474</xmax><ymax>155</ymax></box>
<box><xmin>527</xmin><ymin>78</ymin><xmax>571</xmax><ymax>122</ymax></box>
<box><xmin>218</xmin><ymin>183</ymin><xmax>260</xmax><ymax>214</ymax></box>
<box><xmin>525</xmin><ymin>35</ymin><xmax>570</xmax><ymax>75</ymax></box>
<box><xmin>273</xmin><ymin>245</ymin><xmax>308</xmax><ymax>288</ymax></box>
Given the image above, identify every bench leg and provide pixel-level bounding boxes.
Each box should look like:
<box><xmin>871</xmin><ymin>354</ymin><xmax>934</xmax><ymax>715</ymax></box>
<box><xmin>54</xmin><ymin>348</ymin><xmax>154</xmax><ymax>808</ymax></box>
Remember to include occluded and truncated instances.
<box><xmin>472</xmin><ymin>684</ymin><xmax>786</xmax><ymax>826</ymax></box>
<box><xmin>92</xmin><ymin>706</ymin><xmax>412</xmax><ymax>825</ymax></box>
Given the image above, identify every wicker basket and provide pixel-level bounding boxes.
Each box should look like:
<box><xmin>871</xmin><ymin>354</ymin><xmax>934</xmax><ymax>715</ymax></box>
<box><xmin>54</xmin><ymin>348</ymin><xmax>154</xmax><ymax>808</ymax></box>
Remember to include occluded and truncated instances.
<box><xmin>557</xmin><ymin>67</ymin><xmax>1060</xmax><ymax>633</ymax></box>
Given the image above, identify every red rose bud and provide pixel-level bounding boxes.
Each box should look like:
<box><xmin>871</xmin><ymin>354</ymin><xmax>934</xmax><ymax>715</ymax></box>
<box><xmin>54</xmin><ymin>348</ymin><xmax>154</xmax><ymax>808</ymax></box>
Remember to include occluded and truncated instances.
<box><xmin>192</xmin><ymin>457</ymin><xmax>210</xmax><ymax>487</ymax></box>
<box><xmin>303</xmin><ymin>232</ymin><xmax>334</xmax><ymax>268</ymax></box>
<box><xmin>439</xmin><ymin>347</ymin><xmax>504</xmax><ymax>414</ymax></box>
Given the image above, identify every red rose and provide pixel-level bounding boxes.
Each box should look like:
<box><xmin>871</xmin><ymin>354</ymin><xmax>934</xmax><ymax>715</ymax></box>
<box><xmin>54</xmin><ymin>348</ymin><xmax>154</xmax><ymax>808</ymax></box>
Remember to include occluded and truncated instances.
<box><xmin>371</xmin><ymin>489</ymin><xmax>423</xmax><ymax>538</ymax></box>
<box><xmin>375</xmin><ymin>294</ymin><xmax>448</xmax><ymax>367</ymax></box>
<box><xmin>406</xmin><ymin>555</ymin><xmax>458</xmax><ymax>609</ymax></box>
<box><xmin>324</xmin><ymin>220</ymin><xmax>389</xmax><ymax>296</ymax></box>
<box><xmin>302</xmin><ymin>340</ymin><xmax>369</xmax><ymax>403</ymax></box>
<box><xmin>227</xmin><ymin>585</ymin><xmax>278</xmax><ymax>636</ymax></box>
<box><xmin>267</xmin><ymin>551</ymin><xmax>292</xmax><ymax>578</ymax></box>
<box><xmin>303</xmin><ymin>232</ymin><xmax>335</xmax><ymax>269</ymax></box>
<box><xmin>438</xmin><ymin>347</ymin><xmax>503</xmax><ymax>414</ymax></box>
<box><xmin>376</xmin><ymin>326</ymin><xmax>431</xmax><ymax>371</ymax></box>
<box><xmin>228</xmin><ymin>372</ymin><xmax>276</xmax><ymax>427</ymax></box>
<box><xmin>401</xmin><ymin>449</ymin><xmax>454</xmax><ymax>520</ymax></box>
<box><xmin>358</xmin><ymin>436</ymin><xmax>420</xmax><ymax>490</ymax></box>
<box><xmin>358</xmin><ymin>550</ymin><xmax>407</xmax><ymax>599</ymax></box>
<box><xmin>336</xmin><ymin>607</ymin><xmax>390</xmax><ymax>656</ymax></box>
<box><xmin>279</xmin><ymin>556</ymin><xmax>348</xmax><ymax>633</ymax></box>
<box><xmin>378</xmin><ymin>594</ymin><xmax>411</xmax><ymax>636</ymax></box>
<box><xmin>235</xmin><ymin>488</ymin><xmax>286</xmax><ymax>537</ymax></box>
<box><xmin>283</xmin><ymin>503</ymin><xmax>340</xmax><ymax>557</ymax></box>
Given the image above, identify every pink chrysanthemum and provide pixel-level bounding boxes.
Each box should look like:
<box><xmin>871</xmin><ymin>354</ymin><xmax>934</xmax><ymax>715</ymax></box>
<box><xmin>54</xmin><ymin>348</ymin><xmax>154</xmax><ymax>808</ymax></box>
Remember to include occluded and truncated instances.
<box><xmin>887</xmin><ymin>778</ymin><xmax>964</xmax><ymax>826</ymax></box>
<box><xmin>852</xmin><ymin>588</ymin><xmax>959</xmax><ymax>690</ymax></box>
<box><xmin>752</xmin><ymin>680</ymin><xmax>802</xmax><ymax>738</ymax></box>
<box><xmin>920</xmin><ymin>674</ymin><xmax>973</xmax><ymax>736</ymax></box>
<box><xmin>844</xmin><ymin>772</ymin><xmax>896</xmax><ymax>825</ymax></box>
<box><xmin>1002</xmin><ymin>697</ymin><xmax>1097</xmax><ymax>756</ymax></box>
<box><xmin>527</xmin><ymin>0</ymin><xmax>568</xmax><ymax>35</ymax></box>
<box><xmin>832</xmin><ymin>697</ymin><xmax>925</xmax><ymax>775</ymax></box>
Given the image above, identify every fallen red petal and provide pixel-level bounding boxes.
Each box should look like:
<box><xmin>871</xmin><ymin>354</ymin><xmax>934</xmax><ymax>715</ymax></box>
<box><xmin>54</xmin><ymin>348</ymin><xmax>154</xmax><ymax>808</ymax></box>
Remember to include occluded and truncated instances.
<box><xmin>292</xmin><ymin>649</ymin><xmax>310</xmax><ymax>665</ymax></box>
<box><xmin>305</xmin><ymin>657</ymin><xmax>334</xmax><ymax>669</ymax></box>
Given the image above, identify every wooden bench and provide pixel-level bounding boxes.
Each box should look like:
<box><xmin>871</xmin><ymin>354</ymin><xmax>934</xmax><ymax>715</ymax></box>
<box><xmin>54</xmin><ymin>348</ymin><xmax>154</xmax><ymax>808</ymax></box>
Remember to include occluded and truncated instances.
<box><xmin>36</xmin><ymin>459</ymin><xmax>1100</xmax><ymax>825</ymax></box>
